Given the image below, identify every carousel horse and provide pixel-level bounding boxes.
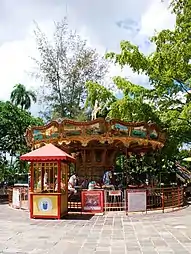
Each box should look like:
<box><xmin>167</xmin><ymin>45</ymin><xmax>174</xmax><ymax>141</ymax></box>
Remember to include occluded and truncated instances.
<box><xmin>91</xmin><ymin>100</ymin><xmax>101</xmax><ymax>120</ymax></box>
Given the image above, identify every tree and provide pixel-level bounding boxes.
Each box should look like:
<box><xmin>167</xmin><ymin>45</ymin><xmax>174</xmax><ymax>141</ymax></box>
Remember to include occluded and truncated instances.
<box><xmin>0</xmin><ymin>101</ymin><xmax>43</xmax><ymax>156</ymax></box>
<box><xmin>33</xmin><ymin>19</ymin><xmax>108</xmax><ymax>120</ymax></box>
<box><xmin>0</xmin><ymin>101</ymin><xmax>43</xmax><ymax>180</ymax></box>
<box><xmin>105</xmin><ymin>0</ymin><xmax>191</xmax><ymax>149</ymax></box>
<box><xmin>108</xmin><ymin>77</ymin><xmax>161</xmax><ymax>123</ymax></box>
<box><xmin>85</xmin><ymin>81</ymin><xmax>116</xmax><ymax>118</ymax></box>
<box><xmin>85</xmin><ymin>78</ymin><xmax>167</xmax><ymax>180</ymax></box>
<box><xmin>85</xmin><ymin>77</ymin><xmax>160</xmax><ymax>123</ymax></box>
<box><xmin>10</xmin><ymin>83</ymin><xmax>37</xmax><ymax>110</ymax></box>
<box><xmin>83</xmin><ymin>0</ymin><xmax>191</xmax><ymax>177</ymax></box>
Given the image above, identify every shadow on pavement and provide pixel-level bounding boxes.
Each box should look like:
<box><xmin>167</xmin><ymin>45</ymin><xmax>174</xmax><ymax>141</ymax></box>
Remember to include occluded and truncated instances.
<box><xmin>63</xmin><ymin>213</ymin><xmax>94</xmax><ymax>220</ymax></box>
<box><xmin>0</xmin><ymin>195</ymin><xmax>8</xmax><ymax>205</ymax></box>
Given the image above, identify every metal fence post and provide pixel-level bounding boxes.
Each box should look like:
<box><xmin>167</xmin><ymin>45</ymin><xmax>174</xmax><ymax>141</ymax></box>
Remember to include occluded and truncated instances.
<box><xmin>19</xmin><ymin>188</ymin><xmax>22</xmax><ymax>209</ymax></box>
<box><xmin>104</xmin><ymin>190</ymin><xmax>107</xmax><ymax>214</ymax></box>
<box><xmin>146</xmin><ymin>189</ymin><xmax>148</xmax><ymax>214</ymax></box>
<box><xmin>162</xmin><ymin>188</ymin><xmax>164</xmax><ymax>213</ymax></box>
<box><xmin>125</xmin><ymin>189</ymin><xmax>127</xmax><ymax>215</ymax></box>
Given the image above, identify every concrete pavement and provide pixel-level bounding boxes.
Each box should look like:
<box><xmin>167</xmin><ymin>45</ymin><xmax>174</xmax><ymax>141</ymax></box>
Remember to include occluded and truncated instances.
<box><xmin>0</xmin><ymin>204</ymin><xmax>191</xmax><ymax>253</ymax></box>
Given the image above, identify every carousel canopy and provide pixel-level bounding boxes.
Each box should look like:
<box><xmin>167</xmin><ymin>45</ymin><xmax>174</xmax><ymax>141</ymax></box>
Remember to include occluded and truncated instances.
<box><xmin>25</xmin><ymin>118</ymin><xmax>166</xmax><ymax>151</ymax></box>
<box><xmin>20</xmin><ymin>143</ymin><xmax>76</xmax><ymax>162</ymax></box>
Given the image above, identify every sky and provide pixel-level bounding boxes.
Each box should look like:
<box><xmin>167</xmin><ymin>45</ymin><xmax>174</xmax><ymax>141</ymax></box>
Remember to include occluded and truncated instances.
<box><xmin>0</xmin><ymin>0</ymin><xmax>176</xmax><ymax>115</ymax></box>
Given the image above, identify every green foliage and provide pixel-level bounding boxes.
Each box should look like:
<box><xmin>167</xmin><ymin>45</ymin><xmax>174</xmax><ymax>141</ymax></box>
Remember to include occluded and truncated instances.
<box><xmin>0</xmin><ymin>83</ymin><xmax>40</xmax><ymax>181</ymax></box>
<box><xmin>0</xmin><ymin>101</ymin><xmax>43</xmax><ymax>156</ymax></box>
<box><xmin>106</xmin><ymin>0</ymin><xmax>191</xmax><ymax>98</ymax></box>
<box><xmin>84</xmin><ymin>0</ymin><xmax>191</xmax><ymax>177</ymax></box>
<box><xmin>85</xmin><ymin>77</ymin><xmax>160</xmax><ymax>123</ymax></box>
<box><xmin>105</xmin><ymin>0</ymin><xmax>191</xmax><ymax>153</ymax></box>
<box><xmin>0</xmin><ymin>100</ymin><xmax>43</xmax><ymax>181</ymax></box>
<box><xmin>33</xmin><ymin>19</ymin><xmax>108</xmax><ymax>120</ymax></box>
<box><xmin>10</xmin><ymin>83</ymin><xmax>37</xmax><ymax>110</ymax></box>
<box><xmin>0</xmin><ymin>160</ymin><xmax>29</xmax><ymax>183</ymax></box>
<box><xmin>115</xmin><ymin>152</ymin><xmax>171</xmax><ymax>185</ymax></box>
<box><xmin>108</xmin><ymin>77</ymin><xmax>160</xmax><ymax>123</ymax></box>
<box><xmin>85</xmin><ymin>81</ymin><xmax>116</xmax><ymax>118</ymax></box>
<box><xmin>106</xmin><ymin>41</ymin><xmax>148</xmax><ymax>74</ymax></box>
<box><xmin>85</xmin><ymin>81</ymin><xmax>116</xmax><ymax>107</ymax></box>
<box><xmin>177</xmin><ymin>149</ymin><xmax>190</xmax><ymax>160</ymax></box>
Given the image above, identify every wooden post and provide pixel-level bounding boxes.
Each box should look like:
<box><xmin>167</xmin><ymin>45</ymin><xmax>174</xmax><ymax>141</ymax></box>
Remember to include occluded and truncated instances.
<box><xmin>41</xmin><ymin>164</ymin><xmax>44</xmax><ymax>191</ymax></box>
<box><xmin>172</xmin><ymin>186</ymin><xmax>174</xmax><ymax>210</ymax></box>
<box><xmin>83</xmin><ymin>149</ymin><xmax>87</xmax><ymax>177</ymax></box>
<box><xmin>30</xmin><ymin>162</ymin><xmax>34</xmax><ymax>215</ymax></box>
<box><xmin>178</xmin><ymin>186</ymin><xmax>180</xmax><ymax>209</ymax></box>
<box><xmin>30</xmin><ymin>162</ymin><xmax>34</xmax><ymax>192</ymax></box>
<box><xmin>57</xmin><ymin>161</ymin><xmax>61</xmax><ymax>193</ymax></box>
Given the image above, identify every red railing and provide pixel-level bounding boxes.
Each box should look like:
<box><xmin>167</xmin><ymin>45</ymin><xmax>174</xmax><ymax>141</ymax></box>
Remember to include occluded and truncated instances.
<box><xmin>104</xmin><ymin>186</ymin><xmax>184</xmax><ymax>213</ymax></box>
<box><xmin>7</xmin><ymin>186</ymin><xmax>185</xmax><ymax>214</ymax></box>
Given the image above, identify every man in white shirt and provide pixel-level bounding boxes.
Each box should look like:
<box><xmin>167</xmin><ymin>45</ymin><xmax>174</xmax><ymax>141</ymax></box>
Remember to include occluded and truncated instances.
<box><xmin>68</xmin><ymin>173</ymin><xmax>78</xmax><ymax>194</ymax></box>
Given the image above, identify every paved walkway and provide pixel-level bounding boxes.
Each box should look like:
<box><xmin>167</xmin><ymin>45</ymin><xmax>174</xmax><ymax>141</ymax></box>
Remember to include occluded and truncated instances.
<box><xmin>1</xmin><ymin>205</ymin><xmax>191</xmax><ymax>253</ymax></box>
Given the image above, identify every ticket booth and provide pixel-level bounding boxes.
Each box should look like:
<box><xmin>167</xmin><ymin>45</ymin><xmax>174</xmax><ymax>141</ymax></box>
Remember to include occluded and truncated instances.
<box><xmin>20</xmin><ymin>144</ymin><xmax>75</xmax><ymax>219</ymax></box>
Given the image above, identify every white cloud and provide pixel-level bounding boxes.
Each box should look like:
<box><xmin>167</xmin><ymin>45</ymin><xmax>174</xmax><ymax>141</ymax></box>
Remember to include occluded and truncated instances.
<box><xmin>140</xmin><ymin>0</ymin><xmax>175</xmax><ymax>37</ymax></box>
<box><xmin>0</xmin><ymin>0</ymin><xmax>176</xmax><ymax>116</ymax></box>
<box><xmin>121</xmin><ymin>0</ymin><xmax>176</xmax><ymax>87</ymax></box>
<box><xmin>0</xmin><ymin>37</ymin><xmax>36</xmax><ymax>100</ymax></box>
<box><xmin>0</xmin><ymin>21</ymin><xmax>55</xmax><ymax>115</ymax></box>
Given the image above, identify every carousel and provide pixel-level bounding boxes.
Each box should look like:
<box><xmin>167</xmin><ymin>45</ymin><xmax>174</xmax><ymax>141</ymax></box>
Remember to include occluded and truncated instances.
<box><xmin>25</xmin><ymin>118</ymin><xmax>165</xmax><ymax>178</ymax></box>
<box><xmin>22</xmin><ymin>118</ymin><xmax>170</xmax><ymax>216</ymax></box>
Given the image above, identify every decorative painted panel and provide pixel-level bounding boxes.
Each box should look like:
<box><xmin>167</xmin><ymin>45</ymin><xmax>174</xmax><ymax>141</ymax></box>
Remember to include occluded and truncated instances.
<box><xmin>131</xmin><ymin>126</ymin><xmax>147</xmax><ymax>138</ymax></box>
<box><xmin>33</xmin><ymin>130</ymin><xmax>43</xmax><ymax>141</ymax></box>
<box><xmin>62</xmin><ymin>123</ymin><xmax>81</xmax><ymax>136</ymax></box>
<box><xmin>26</xmin><ymin>118</ymin><xmax>166</xmax><ymax>148</ymax></box>
<box><xmin>85</xmin><ymin>122</ymin><xmax>105</xmax><ymax>135</ymax></box>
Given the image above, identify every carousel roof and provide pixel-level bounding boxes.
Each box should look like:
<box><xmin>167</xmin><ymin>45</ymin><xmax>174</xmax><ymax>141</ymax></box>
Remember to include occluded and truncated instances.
<box><xmin>25</xmin><ymin>118</ymin><xmax>166</xmax><ymax>151</ymax></box>
<box><xmin>20</xmin><ymin>143</ymin><xmax>76</xmax><ymax>162</ymax></box>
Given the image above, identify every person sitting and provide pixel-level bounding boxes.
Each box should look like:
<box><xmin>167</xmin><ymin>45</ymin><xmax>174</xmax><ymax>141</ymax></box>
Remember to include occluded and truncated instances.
<box><xmin>102</xmin><ymin>170</ymin><xmax>115</xmax><ymax>190</ymax></box>
<box><xmin>68</xmin><ymin>173</ymin><xmax>78</xmax><ymax>195</ymax></box>
<box><xmin>81</xmin><ymin>178</ymin><xmax>89</xmax><ymax>189</ymax></box>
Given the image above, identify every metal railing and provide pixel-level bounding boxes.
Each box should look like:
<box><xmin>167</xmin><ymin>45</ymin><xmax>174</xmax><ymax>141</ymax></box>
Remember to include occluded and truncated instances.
<box><xmin>67</xmin><ymin>187</ymin><xmax>184</xmax><ymax>214</ymax></box>
<box><xmin>104</xmin><ymin>190</ymin><xmax>125</xmax><ymax>212</ymax></box>
<box><xmin>68</xmin><ymin>190</ymin><xmax>82</xmax><ymax>211</ymax></box>
<box><xmin>7</xmin><ymin>186</ymin><xmax>185</xmax><ymax>214</ymax></box>
<box><xmin>104</xmin><ymin>187</ymin><xmax>184</xmax><ymax>214</ymax></box>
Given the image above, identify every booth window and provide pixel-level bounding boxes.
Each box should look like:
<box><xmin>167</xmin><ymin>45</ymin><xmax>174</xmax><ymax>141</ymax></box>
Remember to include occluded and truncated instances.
<box><xmin>60</xmin><ymin>162</ymin><xmax>68</xmax><ymax>193</ymax></box>
<box><xmin>33</xmin><ymin>162</ymin><xmax>58</xmax><ymax>193</ymax></box>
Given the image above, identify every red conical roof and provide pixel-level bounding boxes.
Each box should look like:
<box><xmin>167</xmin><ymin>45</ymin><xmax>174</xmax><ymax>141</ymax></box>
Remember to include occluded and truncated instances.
<box><xmin>20</xmin><ymin>144</ymin><xmax>75</xmax><ymax>162</ymax></box>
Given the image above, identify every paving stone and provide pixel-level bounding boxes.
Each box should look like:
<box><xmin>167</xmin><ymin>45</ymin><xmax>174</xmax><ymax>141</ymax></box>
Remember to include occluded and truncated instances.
<box><xmin>2</xmin><ymin>205</ymin><xmax>191</xmax><ymax>253</ymax></box>
<box><xmin>95</xmin><ymin>252</ymin><xmax>110</xmax><ymax>254</ymax></box>
<box><xmin>96</xmin><ymin>246</ymin><xmax>110</xmax><ymax>251</ymax></box>
<box><xmin>173</xmin><ymin>250</ymin><xmax>190</xmax><ymax>254</ymax></box>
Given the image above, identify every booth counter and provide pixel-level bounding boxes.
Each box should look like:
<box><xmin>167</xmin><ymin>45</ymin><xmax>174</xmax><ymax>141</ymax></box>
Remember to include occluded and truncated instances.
<box><xmin>30</xmin><ymin>192</ymin><xmax>68</xmax><ymax>219</ymax></box>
